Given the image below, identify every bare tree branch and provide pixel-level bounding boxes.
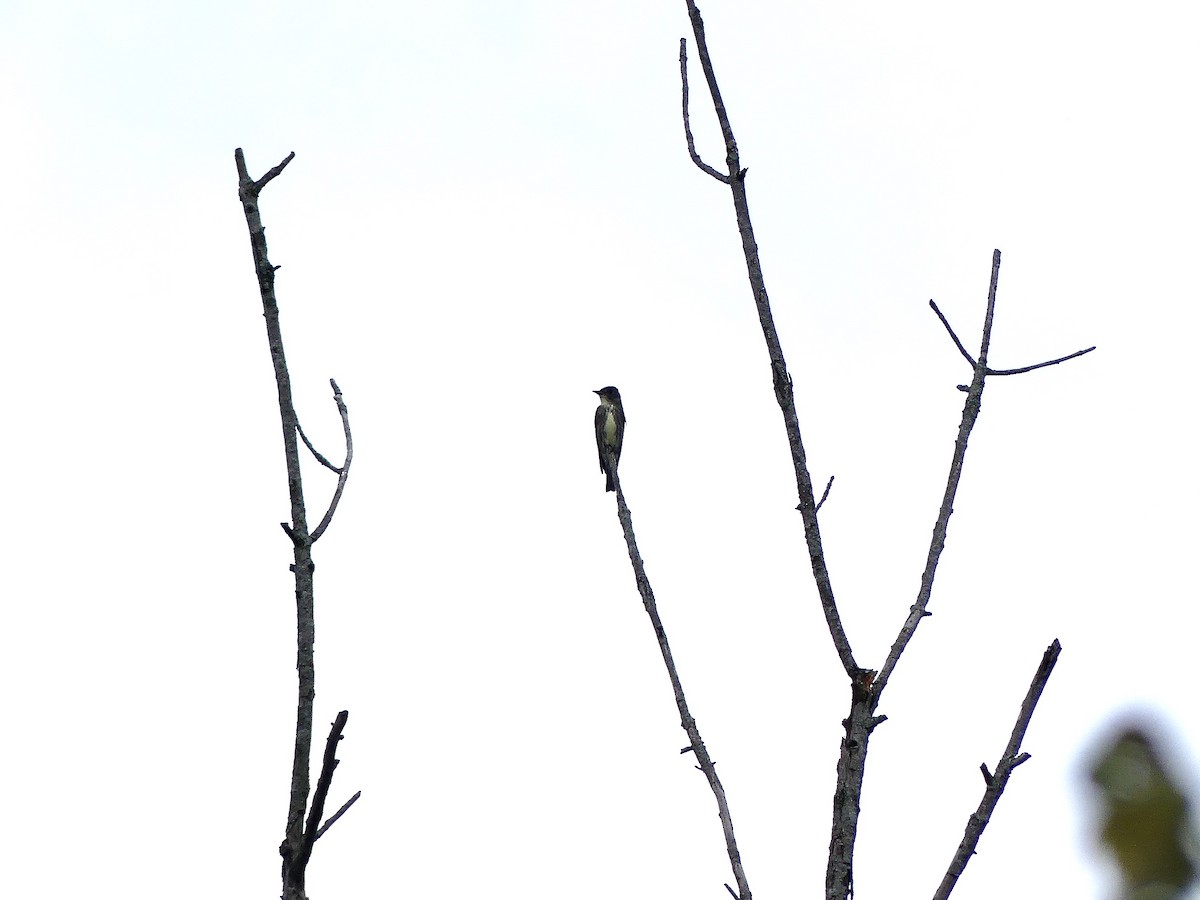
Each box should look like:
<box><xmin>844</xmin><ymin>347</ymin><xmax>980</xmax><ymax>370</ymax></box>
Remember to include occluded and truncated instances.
<box><xmin>879</xmin><ymin>252</ymin><xmax>1090</xmax><ymax>697</ymax></box>
<box><xmin>680</xmin><ymin>0</ymin><xmax>857</xmax><ymax>680</ymax></box>
<box><xmin>612</xmin><ymin>474</ymin><xmax>752</xmax><ymax>900</ymax></box>
<box><xmin>676</xmin><ymin>12</ymin><xmax>1086</xmax><ymax>894</ymax></box>
<box><xmin>674</xmin><ymin>7</ymin><xmax>1088</xmax><ymax>898</ymax></box>
<box><xmin>933</xmin><ymin>640</ymin><xmax>1062</xmax><ymax>900</ymax></box>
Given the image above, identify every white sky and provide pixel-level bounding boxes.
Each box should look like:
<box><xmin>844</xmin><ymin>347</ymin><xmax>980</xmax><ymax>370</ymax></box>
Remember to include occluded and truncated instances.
<box><xmin>2</xmin><ymin>1</ymin><xmax>1198</xmax><ymax>898</ymax></box>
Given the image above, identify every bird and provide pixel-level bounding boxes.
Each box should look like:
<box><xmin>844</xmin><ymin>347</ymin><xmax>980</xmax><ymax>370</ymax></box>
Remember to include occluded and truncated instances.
<box><xmin>593</xmin><ymin>386</ymin><xmax>625</xmax><ymax>492</ymax></box>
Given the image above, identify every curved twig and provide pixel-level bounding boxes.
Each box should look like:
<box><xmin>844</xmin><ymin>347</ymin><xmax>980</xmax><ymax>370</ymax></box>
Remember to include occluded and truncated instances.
<box><xmin>297</xmin><ymin>423</ymin><xmax>341</xmax><ymax>472</ymax></box>
<box><xmin>312</xmin><ymin>379</ymin><xmax>353</xmax><ymax>542</ymax></box>
<box><xmin>680</xmin><ymin>38</ymin><xmax>729</xmax><ymax>183</ymax></box>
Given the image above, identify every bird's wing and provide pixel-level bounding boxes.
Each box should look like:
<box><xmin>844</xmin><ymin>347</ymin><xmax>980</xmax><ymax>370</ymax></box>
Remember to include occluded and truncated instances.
<box><xmin>613</xmin><ymin>405</ymin><xmax>625</xmax><ymax>464</ymax></box>
<box><xmin>594</xmin><ymin>404</ymin><xmax>607</xmax><ymax>472</ymax></box>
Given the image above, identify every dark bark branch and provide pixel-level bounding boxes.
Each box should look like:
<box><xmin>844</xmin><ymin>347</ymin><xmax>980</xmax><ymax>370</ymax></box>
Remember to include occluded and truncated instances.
<box><xmin>613</xmin><ymin>475</ymin><xmax>753</xmax><ymax>900</ymax></box>
<box><xmin>680</xmin><ymin>0</ymin><xmax>857</xmax><ymax>679</ymax></box>
<box><xmin>932</xmin><ymin>640</ymin><xmax>1062</xmax><ymax>900</ymax></box>
<box><xmin>288</xmin><ymin>711</ymin><xmax>351</xmax><ymax>882</ymax></box>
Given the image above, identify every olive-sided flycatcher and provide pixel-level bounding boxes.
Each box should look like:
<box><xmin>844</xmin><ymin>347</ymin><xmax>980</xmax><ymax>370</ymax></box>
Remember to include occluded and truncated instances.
<box><xmin>594</xmin><ymin>386</ymin><xmax>625</xmax><ymax>492</ymax></box>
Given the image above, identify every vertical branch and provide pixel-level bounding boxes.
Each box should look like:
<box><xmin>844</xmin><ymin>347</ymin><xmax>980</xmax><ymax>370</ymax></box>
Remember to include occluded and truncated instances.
<box><xmin>681</xmin><ymin>0</ymin><xmax>857</xmax><ymax>678</ymax></box>
<box><xmin>233</xmin><ymin>148</ymin><xmax>317</xmax><ymax>898</ymax></box>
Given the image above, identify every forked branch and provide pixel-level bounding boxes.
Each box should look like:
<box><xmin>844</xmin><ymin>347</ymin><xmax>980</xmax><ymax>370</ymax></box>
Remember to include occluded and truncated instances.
<box><xmin>875</xmin><ymin>251</ymin><xmax>1089</xmax><ymax>697</ymax></box>
<box><xmin>930</xmin><ymin>300</ymin><xmax>1095</xmax><ymax>376</ymax></box>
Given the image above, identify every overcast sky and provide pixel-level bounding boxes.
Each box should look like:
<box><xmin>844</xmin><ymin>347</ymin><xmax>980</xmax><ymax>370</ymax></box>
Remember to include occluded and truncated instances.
<box><xmin>3</xmin><ymin>1</ymin><xmax>1198</xmax><ymax>898</ymax></box>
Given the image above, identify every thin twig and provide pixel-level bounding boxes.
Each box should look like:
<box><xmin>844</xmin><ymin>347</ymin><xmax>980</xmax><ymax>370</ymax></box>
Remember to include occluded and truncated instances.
<box><xmin>813</xmin><ymin>475</ymin><xmax>835</xmax><ymax>514</ymax></box>
<box><xmin>987</xmin><ymin>346</ymin><xmax>1096</xmax><ymax>375</ymax></box>
<box><xmin>312</xmin><ymin>379</ymin><xmax>354</xmax><ymax>542</ymax></box>
<box><xmin>678</xmin><ymin>8</ymin><xmax>865</xmax><ymax>896</ymax></box>
<box><xmin>680</xmin><ymin>39</ymin><xmax>730</xmax><ymax>183</ymax></box>
<box><xmin>929</xmin><ymin>300</ymin><xmax>977</xmax><ymax>367</ymax></box>
<box><xmin>315</xmin><ymin>790</ymin><xmax>362</xmax><ymax>841</ymax></box>
<box><xmin>931</xmin><ymin>299</ymin><xmax>1096</xmax><ymax>376</ymax></box>
<box><xmin>932</xmin><ymin>640</ymin><xmax>1061</xmax><ymax>900</ymax></box>
<box><xmin>614</xmin><ymin>477</ymin><xmax>752</xmax><ymax>900</ymax></box>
